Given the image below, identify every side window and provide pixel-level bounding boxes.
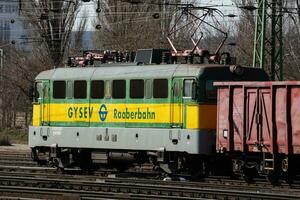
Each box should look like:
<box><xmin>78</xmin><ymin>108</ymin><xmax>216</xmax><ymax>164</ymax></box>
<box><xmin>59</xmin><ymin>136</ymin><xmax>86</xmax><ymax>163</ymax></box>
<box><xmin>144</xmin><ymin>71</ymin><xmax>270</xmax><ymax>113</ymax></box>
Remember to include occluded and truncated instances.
<box><xmin>91</xmin><ymin>80</ymin><xmax>104</xmax><ymax>99</ymax></box>
<box><xmin>74</xmin><ymin>80</ymin><xmax>87</xmax><ymax>99</ymax></box>
<box><xmin>145</xmin><ymin>79</ymin><xmax>152</xmax><ymax>99</ymax></box>
<box><xmin>153</xmin><ymin>79</ymin><xmax>168</xmax><ymax>98</ymax></box>
<box><xmin>184</xmin><ymin>79</ymin><xmax>194</xmax><ymax>97</ymax></box>
<box><xmin>112</xmin><ymin>80</ymin><xmax>126</xmax><ymax>99</ymax></box>
<box><xmin>130</xmin><ymin>79</ymin><xmax>144</xmax><ymax>99</ymax></box>
<box><xmin>105</xmin><ymin>80</ymin><xmax>111</xmax><ymax>98</ymax></box>
<box><xmin>43</xmin><ymin>84</ymin><xmax>49</xmax><ymax>99</ymax></box>
<box><xmin>53</xmin><ymin>81</ymin><xmax>66</xmax><ymax>99</ymax></box>
<box><xmin>206</xmin><ymin>80</ymin><xmax>217</xmax><ymax>99</ymax></box>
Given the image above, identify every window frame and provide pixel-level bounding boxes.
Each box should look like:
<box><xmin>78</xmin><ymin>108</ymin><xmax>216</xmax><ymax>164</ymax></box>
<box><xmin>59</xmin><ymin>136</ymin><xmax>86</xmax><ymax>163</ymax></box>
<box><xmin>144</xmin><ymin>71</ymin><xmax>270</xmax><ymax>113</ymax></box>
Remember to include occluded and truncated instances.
<box><xmin>205</xmin><ymin>80</ymin><xmax>217</xmax><ymax>100</ymax></box>
<box><xmin>105</xmin><ymin>80</ymin><xmax>111</xmax><ymax>98</ymax></box>
<box><xmin>145</xmin><ymin>79</ymin><xmax>152</xmax><ymax>99</ymax></box>
<box><xmin>66</xmin><ymin>81</ymin><xmax>73</xmax><ymax>99</ymax></box>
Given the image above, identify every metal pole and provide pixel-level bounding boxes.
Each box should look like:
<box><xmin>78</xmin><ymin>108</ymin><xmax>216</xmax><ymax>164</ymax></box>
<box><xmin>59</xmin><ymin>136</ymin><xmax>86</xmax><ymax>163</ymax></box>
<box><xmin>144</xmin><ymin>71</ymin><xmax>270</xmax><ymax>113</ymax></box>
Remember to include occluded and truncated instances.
<box><xmin>253</xmin><ymin>0</ymin><xmax>283</xmax><ymax>80</ymax></box>
<box><xmin>0</xmin><ymin>49</ymin><xmax>3</xmax><ymax>72</ymax></box>
<box><xmin>253</xmin><ymin>0</ymin><xmax>267</xmax><ymax>69</ymax></box>
<box><xmin>0</xmin><ymin>48</ymin><xmax>3</xmax><ymax>128</ymax></box>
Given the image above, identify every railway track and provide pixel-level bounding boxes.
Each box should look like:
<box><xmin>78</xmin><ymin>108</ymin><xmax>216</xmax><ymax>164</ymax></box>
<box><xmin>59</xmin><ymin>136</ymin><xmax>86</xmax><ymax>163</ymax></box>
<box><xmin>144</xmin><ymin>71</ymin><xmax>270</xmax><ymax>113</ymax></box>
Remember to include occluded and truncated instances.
<box><xmin>0</xmin><ymin>160</ymin><xmax>37</xmax><ymax>167</ymax></box>
<box><xmin>0</xmin><ymin>169</ymin><xmax>299</xmax><ymax>199</ymax></box>
<box><xmin>0</xmin><ymin>174</ymin><xmax>299</xmax><ymax>200</ymax></box>
<box><xmin>0</xmin><ymin>149</ymin><xmax>299</xmax><ymax>199</ymax></box>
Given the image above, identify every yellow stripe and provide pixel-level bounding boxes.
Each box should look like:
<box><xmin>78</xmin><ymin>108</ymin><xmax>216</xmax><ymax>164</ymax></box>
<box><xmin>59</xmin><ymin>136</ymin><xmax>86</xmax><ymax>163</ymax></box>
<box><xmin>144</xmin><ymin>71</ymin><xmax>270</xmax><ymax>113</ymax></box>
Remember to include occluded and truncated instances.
<box><xmin>186</xmin><ymin>104</ymin><xmax>217</xmax><ymax>129</ymax></box>
<box><xmin>32</xmin><ymin>104</ymin><xmax>40</xmax><ymax>126</ymax></box>
<box><xmin>32</xmin><ymin>103</ymin><xmax>217</xmax><ymax>129</ymax></box>
<box><xmin>49</xmin><ymin>103</ymin><xmax>173</xmax><ymax>123</ymax></box>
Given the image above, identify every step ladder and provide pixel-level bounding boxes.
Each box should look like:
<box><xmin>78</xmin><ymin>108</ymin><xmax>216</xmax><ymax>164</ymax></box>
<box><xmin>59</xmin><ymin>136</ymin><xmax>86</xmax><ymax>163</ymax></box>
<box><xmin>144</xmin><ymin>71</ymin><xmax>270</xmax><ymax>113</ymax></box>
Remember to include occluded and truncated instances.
<box><xmin>263</xmin><ymin>153</ymin><xmax>274</xmax><ymax>171</ymax></box>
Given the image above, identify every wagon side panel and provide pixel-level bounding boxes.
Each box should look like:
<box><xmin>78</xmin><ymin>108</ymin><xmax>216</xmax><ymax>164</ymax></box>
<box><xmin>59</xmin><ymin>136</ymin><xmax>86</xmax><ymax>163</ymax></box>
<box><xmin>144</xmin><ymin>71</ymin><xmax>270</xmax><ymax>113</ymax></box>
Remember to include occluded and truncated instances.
<box><xmin>290</xmin><ymin>85</ymin><xmax>300</xmax><ymax>154</ymax></box>
<box><xmin>232</xmin><ymin>86</ymin><xmax>244</xmax><ymax>152</ymax></box>
<box><xmin>216</xmin><ymin>86</ymin><xmax>230</xmax><ymax>151</ymax></box>
<box><xmin>275</xmin><ymin>86</ymin><xmax>288</xmax><ymax>154</ymax></box>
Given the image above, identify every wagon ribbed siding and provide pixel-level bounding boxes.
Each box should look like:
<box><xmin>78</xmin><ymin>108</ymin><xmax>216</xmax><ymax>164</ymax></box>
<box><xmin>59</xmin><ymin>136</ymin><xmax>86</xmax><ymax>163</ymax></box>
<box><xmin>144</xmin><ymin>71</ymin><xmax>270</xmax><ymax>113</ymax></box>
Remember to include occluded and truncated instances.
<box><xmin>215</xmin><ymin>81</ymin><xmax>300</xmax><ymax>182</ymax></box>
<box><xmin>29</xmin><ymin>64</ymin><xmax>268</xmax><ymax>174</ymax></box>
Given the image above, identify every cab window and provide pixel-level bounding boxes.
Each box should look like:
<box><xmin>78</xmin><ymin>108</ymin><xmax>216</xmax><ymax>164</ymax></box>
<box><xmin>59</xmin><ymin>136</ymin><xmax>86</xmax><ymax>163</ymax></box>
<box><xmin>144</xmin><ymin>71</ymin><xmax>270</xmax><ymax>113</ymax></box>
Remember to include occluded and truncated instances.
<box><xmin>205</xmin><ymin>80</ymin><xmax>217</xmax><ymax>99</ymax></box>
<box><xmin>53</xmin><ymin>81</ymin><xmax>66</xmax><ymax>99</ymax></box>
<box><xmin>184</xmin><ymin>80</ymin><xmax>193</xmax><ymax>97</ymax></box>
<box><xmin>34</xmin><ymin>82</ymin><xmax>43</xmax><ymax>102</ymax></box>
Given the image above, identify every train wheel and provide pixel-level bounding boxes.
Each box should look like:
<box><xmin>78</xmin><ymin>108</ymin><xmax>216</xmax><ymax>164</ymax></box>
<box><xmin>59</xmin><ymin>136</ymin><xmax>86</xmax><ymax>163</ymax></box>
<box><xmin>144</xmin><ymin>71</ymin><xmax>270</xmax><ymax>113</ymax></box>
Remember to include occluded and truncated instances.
<box><xmin>242</xmin><ymin>164</ymin><xmax>257</xmax><ymax>183</ymax></box>
<box><xmin>281</xmin><ymin>158</ymin><xmax>294</xmax><ymax>184</ymax></box>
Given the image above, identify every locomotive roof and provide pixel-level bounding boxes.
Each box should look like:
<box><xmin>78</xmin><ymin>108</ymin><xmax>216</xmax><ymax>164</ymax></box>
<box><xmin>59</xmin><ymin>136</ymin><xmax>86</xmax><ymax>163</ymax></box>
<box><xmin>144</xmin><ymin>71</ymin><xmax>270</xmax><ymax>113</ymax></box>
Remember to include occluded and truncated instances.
<box><xmin>35</xmin><ymin>64</ymin><xmax>227</xmax><ymax>80</ymax></box>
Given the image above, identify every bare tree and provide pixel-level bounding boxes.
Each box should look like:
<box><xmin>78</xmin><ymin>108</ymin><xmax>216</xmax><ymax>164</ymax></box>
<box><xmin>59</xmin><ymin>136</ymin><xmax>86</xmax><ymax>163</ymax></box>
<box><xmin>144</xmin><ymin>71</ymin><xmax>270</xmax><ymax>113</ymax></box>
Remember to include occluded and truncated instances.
<box><xmin>231</xmin><ymin>0</ymin><xmax>256</xmax><ymax>66</ymax></box>
<box><xmin>21</xmin><ymin>0</ymin><xmax>81</xmax><ymax>66</ymax></box>
<box><xmin>0</xmin><ymin>44</ymin><xmax>50</xmax><ymax>129</ymax></box>
<box><xmin>282</xmin><ymin>0</ymin><xmax>300</xmax><ymax>79</ymax></box>
<box><xmin>232</xmin><ymin>0</ymin><xmax>300</xmax><ymax>79</ymax></box>
<box><xmin>93</xmin><ymin>0</ymin><xmax>180</xmax><ymax>51</ymax></box>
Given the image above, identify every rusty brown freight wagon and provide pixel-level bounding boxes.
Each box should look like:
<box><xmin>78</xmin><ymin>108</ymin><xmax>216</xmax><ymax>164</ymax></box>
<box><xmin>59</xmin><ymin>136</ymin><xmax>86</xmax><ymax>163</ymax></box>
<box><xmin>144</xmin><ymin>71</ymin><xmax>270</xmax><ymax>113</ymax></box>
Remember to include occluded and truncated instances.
<box><xmin>214</xmin><ymin>81</ymin><xmax>300</xmax><ymax>182</ymax></box>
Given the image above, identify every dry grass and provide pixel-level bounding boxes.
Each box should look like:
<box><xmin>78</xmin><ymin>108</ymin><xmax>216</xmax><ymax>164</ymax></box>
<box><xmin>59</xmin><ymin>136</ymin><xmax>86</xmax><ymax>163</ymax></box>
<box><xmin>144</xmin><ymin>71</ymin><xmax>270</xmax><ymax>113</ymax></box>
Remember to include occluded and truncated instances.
<box><xmin>0</xmin><ymin>128</ymin><xmax>28</xmax><ymax>145</ymax></box>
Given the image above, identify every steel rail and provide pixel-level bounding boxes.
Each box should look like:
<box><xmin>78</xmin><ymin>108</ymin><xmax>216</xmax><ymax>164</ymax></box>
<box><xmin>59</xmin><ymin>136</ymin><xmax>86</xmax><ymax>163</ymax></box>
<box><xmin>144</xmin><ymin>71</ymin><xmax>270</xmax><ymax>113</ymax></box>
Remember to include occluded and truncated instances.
<box><xmin>0</xmin><ymin>185</ymin><xmax>200</xmax><ymax>200</ymax></box>
<box><xmin>0</xmin><ymin>166</ymin><xmax>299</xmax><ymax>192</ymax></box>
<box><xmin>0</xmin><ymin>175</ymin><xmax>299</xmax><ymax>199</ymax></box>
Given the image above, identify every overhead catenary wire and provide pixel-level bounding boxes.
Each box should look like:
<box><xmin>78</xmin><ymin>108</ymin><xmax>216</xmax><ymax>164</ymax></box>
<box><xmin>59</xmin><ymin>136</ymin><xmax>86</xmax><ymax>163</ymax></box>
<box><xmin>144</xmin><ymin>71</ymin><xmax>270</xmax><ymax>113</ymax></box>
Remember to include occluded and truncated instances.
<box><xmin>1</xmin><ymin>0</ymin><xmax>299</xmax><ymax>45</ymax></box>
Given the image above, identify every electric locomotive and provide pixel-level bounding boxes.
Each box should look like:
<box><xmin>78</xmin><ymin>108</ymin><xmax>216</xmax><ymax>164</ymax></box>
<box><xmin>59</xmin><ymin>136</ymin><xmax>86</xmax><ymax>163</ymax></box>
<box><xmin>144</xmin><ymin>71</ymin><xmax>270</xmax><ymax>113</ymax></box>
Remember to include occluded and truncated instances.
<box><xmin>29</xmin><ymin>62</ymin><xmax>268</xmax><ymax>175</ymax></box>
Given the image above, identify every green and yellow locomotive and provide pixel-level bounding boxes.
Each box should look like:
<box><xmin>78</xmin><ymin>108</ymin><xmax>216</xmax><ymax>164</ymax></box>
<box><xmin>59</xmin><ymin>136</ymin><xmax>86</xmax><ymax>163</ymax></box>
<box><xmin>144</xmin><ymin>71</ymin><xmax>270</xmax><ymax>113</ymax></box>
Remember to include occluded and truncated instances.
<box><xmin>29</xmin><ymin>63</ymin><xmax>268</xmax><ymax>174</ymax></box>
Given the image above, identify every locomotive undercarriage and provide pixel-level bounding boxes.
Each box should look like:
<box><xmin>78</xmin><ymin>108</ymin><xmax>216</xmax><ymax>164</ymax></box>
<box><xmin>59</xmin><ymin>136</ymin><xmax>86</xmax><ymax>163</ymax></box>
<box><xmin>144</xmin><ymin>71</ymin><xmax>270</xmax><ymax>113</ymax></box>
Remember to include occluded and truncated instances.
<box><xmin>31</xmin><ymin>146</ymin><xmax>211</xmax><ymax>178</ymax></box>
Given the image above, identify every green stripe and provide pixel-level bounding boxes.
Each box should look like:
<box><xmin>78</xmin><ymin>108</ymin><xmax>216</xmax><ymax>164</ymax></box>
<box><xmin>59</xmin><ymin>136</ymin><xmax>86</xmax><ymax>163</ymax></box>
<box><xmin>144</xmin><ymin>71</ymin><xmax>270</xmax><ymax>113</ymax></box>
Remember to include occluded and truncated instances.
<box><xmin>42</xmin><ymin>100</ymin><xmax>173</xmax><ymax>104</ymax></box>
<box><xmin>49</xmin><ymin>121</ymin><xmax>172</xmax><ymax>128</ymax></box>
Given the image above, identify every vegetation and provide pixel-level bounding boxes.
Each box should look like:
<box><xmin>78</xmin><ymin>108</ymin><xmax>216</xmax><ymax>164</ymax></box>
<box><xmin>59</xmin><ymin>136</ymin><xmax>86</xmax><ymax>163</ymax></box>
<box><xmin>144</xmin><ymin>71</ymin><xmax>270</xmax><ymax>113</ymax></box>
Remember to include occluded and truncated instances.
<box><xmin>0</xmin><ymin>129</ymin><xmax>28</xmax><ymax>145</ymax></box>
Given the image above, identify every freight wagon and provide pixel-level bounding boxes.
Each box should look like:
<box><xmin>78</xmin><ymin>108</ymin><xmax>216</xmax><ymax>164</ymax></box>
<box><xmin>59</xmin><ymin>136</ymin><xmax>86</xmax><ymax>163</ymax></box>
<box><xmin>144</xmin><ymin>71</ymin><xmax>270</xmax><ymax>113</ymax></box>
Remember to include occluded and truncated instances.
<box><xmin>215</xmin><ymin>81</ymin><xmax>300</xmax><ymax>182</ymax></box>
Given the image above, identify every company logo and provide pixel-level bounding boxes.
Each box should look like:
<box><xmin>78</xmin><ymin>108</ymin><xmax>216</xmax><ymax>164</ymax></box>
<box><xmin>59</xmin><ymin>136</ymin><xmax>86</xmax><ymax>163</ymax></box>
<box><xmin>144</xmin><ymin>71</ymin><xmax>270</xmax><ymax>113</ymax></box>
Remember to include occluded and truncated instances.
<box><xmin>99</xmin><ymin>104</ymin><xmax>108</xmax><ymax>122</ymax></box>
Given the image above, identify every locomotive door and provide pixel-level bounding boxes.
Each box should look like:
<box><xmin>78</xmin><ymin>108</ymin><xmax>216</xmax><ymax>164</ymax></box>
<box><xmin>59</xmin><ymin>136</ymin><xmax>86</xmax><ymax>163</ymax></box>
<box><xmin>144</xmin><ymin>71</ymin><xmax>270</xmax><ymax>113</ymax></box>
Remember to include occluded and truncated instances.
<box><xmin>41</xmin><ymin>80</ymin><xmax>50</xmax><ymax>126</ymax></box>
<box><xmin>245</xmin><ymin>88</ymin><xmax>272</xmax><ymax>152</ymax></box>
<box><xmin>171</xmin><ymin>78</ymin><xmax>183</xmax><ymax>128</ymax></box>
